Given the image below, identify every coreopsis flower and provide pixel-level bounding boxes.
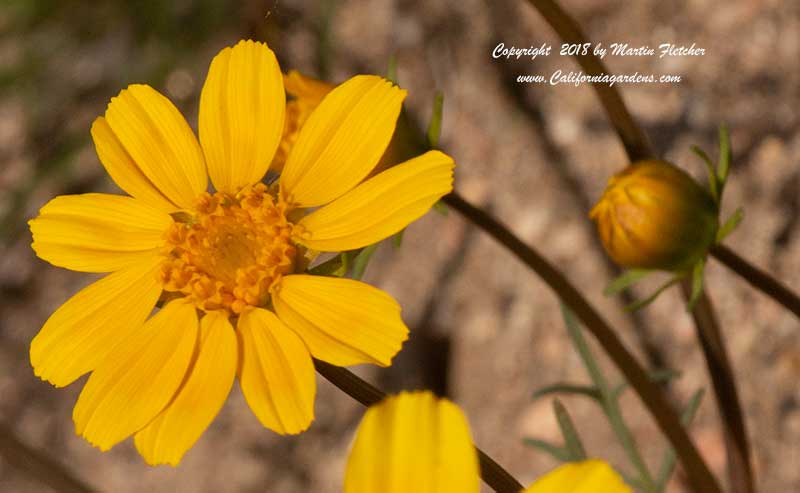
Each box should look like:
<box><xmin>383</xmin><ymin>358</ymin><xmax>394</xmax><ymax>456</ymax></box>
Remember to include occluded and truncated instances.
<box><xmin>590</xmin><ymin>159</ymin><xmax>718</xmax><ymax>272</ymax></box>
<box><xmin>344</xmin><ymin>391</ymin><xmax>631</xmax><ymax>493</ymax></box>
<box><xmin>28</xmin><ymin>40</ymin><xmax>454</xmax><ymax>465</ymax></box>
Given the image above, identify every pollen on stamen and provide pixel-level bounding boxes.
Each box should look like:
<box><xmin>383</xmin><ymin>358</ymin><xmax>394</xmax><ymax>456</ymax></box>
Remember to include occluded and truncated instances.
<box><xmin>160</xmin><ymin>183</ymin><xmax>297</xmax><ymax>315</ymax></box>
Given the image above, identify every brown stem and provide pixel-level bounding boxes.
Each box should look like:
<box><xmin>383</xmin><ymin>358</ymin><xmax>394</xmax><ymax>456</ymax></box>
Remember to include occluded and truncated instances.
<box><xmin>313</xmin><ymin>359</ymin><xmax>525</xmax><ymax>493</ymax></box>
<box><xmin>681</xmin><ymin>281</ymin><xmax>755</xmax><ymax>493</ymax></box>
<box><xmin>711</xmin><ymin>244</ymin><xmax>800</xmax><ymax>319</ymax></box>
<box><xmin>525</xmin><ymin>0</ymin><xmax>654</xmax><ymax>162</ymax></box>
<box><xmin>442</xmin><ymin>192</ymin><xmax>721</xmax><ymax>493</ymax></box>
<box><xmin>0</xmin><ymin>423</ymin><xmax>95</xmax><ymax>493</ymax></box>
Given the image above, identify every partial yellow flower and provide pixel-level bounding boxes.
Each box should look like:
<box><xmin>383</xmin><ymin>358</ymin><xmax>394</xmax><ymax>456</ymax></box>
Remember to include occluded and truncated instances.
<box><xmin>590</xmin><ymin>159</ymin><xmax>718</xmax><ymax>272</ymax></box>
<box><xmin>273</xmin><ymin>70</ymin><xmax>425</xmax><ymax>175</ymax></box>
<box><xmin>344</xmin><ymin>391</ymin><xmax>631</xmax><ymax>493</ymax></box>
<box><xmin>28</xmin><ymin>39</ymin><xmax>455</xmax><ymax>466</ymax></box>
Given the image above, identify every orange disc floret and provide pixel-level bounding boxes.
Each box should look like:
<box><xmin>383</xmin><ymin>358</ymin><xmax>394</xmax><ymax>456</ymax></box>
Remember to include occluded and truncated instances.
<box><xmin>161</xmin><ymin>183</ymin><xmax>297</xmax><ymax>314</ymax></box>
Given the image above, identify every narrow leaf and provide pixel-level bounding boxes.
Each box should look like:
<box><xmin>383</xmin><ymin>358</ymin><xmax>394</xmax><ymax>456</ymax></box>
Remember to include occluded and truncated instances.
<box><xmin>553</xmin><ymin>399</ymin><xmax>588</xmax><ymax>460</ymax></box>
<box><xmin>691</xmin><ymin>145</ymin><xmax>719</xmax><ymax>205</ymax></box>
<box><xmin>716</xmin><ymin>207</ymin><xmax>744</xmax><ymax>243</ymax></box>
<box><xmin>386</xmin><ymin>55</ymin><xmax>398</xmax><ymax>84</ymax></box>
<box><xmin>612</xmin><ymin>369</ymin><xmax>682</xmax><ymax>399</ymax></box>
<box><xmin>426</xmin><ymin>91</ymin><xmax>444</xmax><ymax>148</ymax></box>
<box><xmin>604</xmin><ymin>269</ymin><xmax>651</xmax><ymax>296</ymax></box>
<box><xmin>522</xmin><ymin>438</ymin><xmax>574</xmax><ymax>462</ymax></box>
<box><xmin>351</xmin><ymin>243</ymin><xmax>380</xmax><ymax>280</ymax></box>
<box><xmin>717</xmin><ymin>124</ymin><xmax>731</xmax><ymax>189</ymax></box>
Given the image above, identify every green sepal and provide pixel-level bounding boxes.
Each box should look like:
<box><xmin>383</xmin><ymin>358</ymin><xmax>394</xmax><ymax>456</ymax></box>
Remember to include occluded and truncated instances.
<box><xmin>604</xmin><ymin>269</ymin><xmax>651</xmax><ymax>296</ymax></box>
<box><xmin>386</xmin><ymin>55</ymin><xmax>398</xmax><ymax>84</ymax></box>
<box><xmin>716</xmin><ymin>207</ymin><xmax>744</xmax><ymax>243</ymax></box>
<box><xmin>686</xmin><ymin>259</ymin><xmax>706</xmax><ymax>312</ymax></box>
<box><xmin>626</xmin><ymin>276</ymin><xmax>682</xmax><ymax>312</ymax></box>
<box><xmin>691</xmin><ymin>145</ymin><xmax>719</xmax><ymax>205</ymax></box>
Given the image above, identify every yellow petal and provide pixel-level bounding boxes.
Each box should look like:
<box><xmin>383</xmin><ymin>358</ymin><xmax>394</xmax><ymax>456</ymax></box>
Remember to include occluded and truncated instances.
<box><xmin>134</xmin><ymin>311</ymin><xmax>237</xmax><ymax>466</ymax></box>
<box><xmin>296</xmin><ymin>150</ymin><xmax>454</xmax><ymax>251</ymax></box>
<box><xmin>272</xmin><ymin>275</ymin><xmax>408</xmax><ymax>367</ymax></box>
<box><xmin>73</xmin><ymin>300</ymin><xmax>198</xmax><ymax>451</ymax></box>
<box><xmin>30</xmin><ymin>255</ymin><xmax>163</xmax><ymax>387</ymax></box>
<box><xmin>279</xmin><ymin>75</ymin><xmax>406</xmax><ymax>208</ymax></box>
<box><xmin>104</xmin><ymin>84</ymin><xmax>207</xmax><ymax>209</ymax></box>
<box><xmin>524</xmin><ymin>460</ymin><xmax>632</xmax><ymax>493</ymax></box>
<box><xmin>237</xmin><ymin>308</ymin><xmax>316</xmax><ymax>434</ymax></box>
<box><xmin>29</xmin><ymin>193</ymin><xmax>172</xmax><ymax>273</ymax></box>
<box><xmin>344</xmin><ymin>391</ymin><xmax>479</xmax><ymax>493</ymax></box>
<box><xmin>199</xmin><ymin>40</ymin><xmax>285</xmax><ymax>193</ymax></box>
<box><xmin>91</xmin><ymin>117</ymin><xmax>178</xmax><ymax>212</ymax></box>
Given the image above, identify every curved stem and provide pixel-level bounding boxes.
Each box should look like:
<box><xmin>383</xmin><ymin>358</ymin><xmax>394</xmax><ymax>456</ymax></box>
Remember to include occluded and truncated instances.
<box><xmin>313</xmin><ymin>359</ymin><xmax>525</xmax><ymax>493</ymax></box>
<box><xmin>711</xmin><ymin>244</ymin><xmax>800</xmax><ymax>319</ymax></box>
<box><xmin>442</xmin><ymin>192</ymin><xmax>722</xmax><ymax>493</ymax></box>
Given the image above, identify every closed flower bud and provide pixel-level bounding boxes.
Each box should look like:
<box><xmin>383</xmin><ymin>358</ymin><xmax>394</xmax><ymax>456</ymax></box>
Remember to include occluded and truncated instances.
<box><xmin>590</xmin><ymin>159</ymin><xmax>719</xmax><ymax>272</ymax></box>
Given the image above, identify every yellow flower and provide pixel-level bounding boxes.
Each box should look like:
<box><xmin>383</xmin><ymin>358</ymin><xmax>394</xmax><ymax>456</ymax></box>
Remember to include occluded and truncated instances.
<box><xmin>274</xmin><ymin>70</ymin><xmax>425</xmax><ymax>174</ymax></box>
<box><xmin>590</xmin><ymin>159</ymin><xmax>718</xmax><ymax>272</ymax></box>
<box><xmin>28</xmin><ymin>40</ymin><xmax>454</xmax><ymax>466</ymax></box>
<box><xmin>344</xmin><ymin>391</ymin><xmax>631</xmax><ymax>493</ymax></box>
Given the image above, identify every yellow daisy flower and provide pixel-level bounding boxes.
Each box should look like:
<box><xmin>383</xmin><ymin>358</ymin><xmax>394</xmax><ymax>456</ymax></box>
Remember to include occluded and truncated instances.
<box><xmin>344</xmin><ymin>391</ymin><xmax>632</xmax><ymax>493</ymax></box>
<box><xmin>28</xmin><ymin>39</ymin><xmax>455</xmax><ymax>466</ymax></box>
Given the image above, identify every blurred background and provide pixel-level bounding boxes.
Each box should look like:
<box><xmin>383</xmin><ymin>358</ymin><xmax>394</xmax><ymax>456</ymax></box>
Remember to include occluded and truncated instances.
<box><xmin>0</xmin><ymin>0</ymin><xmax>798</xmax><ymax>491</ymax></box>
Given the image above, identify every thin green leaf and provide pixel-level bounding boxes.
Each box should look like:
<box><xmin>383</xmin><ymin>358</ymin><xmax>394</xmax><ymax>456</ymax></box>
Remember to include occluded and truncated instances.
<box><xmin>308</xmin><ymin>252</ymin><xmax>351</xmax><ymax>276</ymax></box>
<box><xmin>626</xmin><ymin>277</ymin><xmax>682</xmax><ymax>312</ymax></box>
<box><xmin>392</xmin><ymin>229</ymin><xmax>405</xmax><ymax>248</ymax></box>
<box><xmin>687</xmin><ymin>260</ymin><xmax>705</xmax><ymax>312</ymax></box>
<box><xmin>432</xmin><ymin>200</ymin><xmax>449</xmax><ymax>216</ymax></box>
<box><xmin>386</xmin><ymin>55</ymin><xmax>398</xmax><ymax>84</ymax></box>
<box><xmin>717</xmin><ymin>124</ymin><xmax>731</xmax><ymax>190</ymax></box>
<box><xmin>426</xmin><ymin>91</ymin><xmax>444</xmax><ymax>148</ymax></box>
<box><xmin>561</xmin><ymin>305</ymin><xmax>656</xmax><ymax>490</ymax></box>
<box><xmin>351</xmin><ymin>243</ymin><xmax>380</xmax><ymax>280</ymax></box>
<box><xmin>522</xmin><ymin>438</ymin><xmax>573</xmax><ymax>462</ymax></box>
<box><xmin>604</xmin><ymin>269</ymin><xmax>651</xmax><ymax>296</ymax></box>
<box><xmin>532</xmin><ymin>383</ymin><xmax>602</xmax><ymax>403</ymax></box>
<box><xmin>716</xmin><ymin>207</ymin><xmax>744</xmax><ymax>243</ymax></box>
<box><xmin>691</xmin><ymin>145</ymin><xmax>719</xmax><ymax>205</ymax></box>
<box><xmin>655</xmin><ymin>389</ymin><xmax>705</xmax><ymax>492</ymax></box>
<box><xmin>553</xmin><ymin>399</ymin><xmax>588</xmax><ymax>461</ymax></box>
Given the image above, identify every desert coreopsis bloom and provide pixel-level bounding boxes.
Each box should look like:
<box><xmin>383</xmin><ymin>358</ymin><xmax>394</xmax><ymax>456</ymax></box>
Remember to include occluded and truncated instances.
<box><xmin>28</xmin><ymin>39</ymin><xmax>454</xmax><ymax>466</ymax></box>
<box><xmin>344</xmin><ymin>391</ymin><xmax>631</xmax><ymax>493</ymax></box>
<box><xmin>590</xmin><ymin>159</ymin><xmax>718</xmax><ymax>272</ymax></box>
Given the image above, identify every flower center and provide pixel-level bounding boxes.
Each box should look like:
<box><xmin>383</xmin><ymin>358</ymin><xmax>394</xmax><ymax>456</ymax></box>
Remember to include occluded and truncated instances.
<box><xmin>160</xmin><ymin>183</ymin><xmax>297</xmax><ymax>315</ymax></box>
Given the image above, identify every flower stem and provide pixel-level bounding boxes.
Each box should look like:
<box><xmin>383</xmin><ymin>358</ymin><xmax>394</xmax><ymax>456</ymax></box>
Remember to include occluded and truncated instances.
<box><xmin>681</xmin><ymin>281</ymin><xmax>755</xmax><ymax>493</ymax></box>
<box><xmin>0</xmin><ymin>423</ymin><xmax>95</xmax><ymax>493</ymax></box>
<box><xmin>442</xmin><ymin>191</ymin><xmax>721</xmax><ymax>493</ymax></box>
<box><xmin>711</xmin><ymin>244</ymin><xmax>800</xmax><ymax>319</ymax></box>
<box><xmin>313</xmin><ymin>359</ymin><xmax>525</xmax><ymax>493</ymax></box>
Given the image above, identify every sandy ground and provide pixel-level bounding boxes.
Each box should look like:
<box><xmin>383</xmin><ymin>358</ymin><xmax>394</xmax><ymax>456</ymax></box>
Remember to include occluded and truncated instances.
<box><xmin>1</xmin><ymin>0</ymin><xmax>798</xmax><ymax>491</ymax></box>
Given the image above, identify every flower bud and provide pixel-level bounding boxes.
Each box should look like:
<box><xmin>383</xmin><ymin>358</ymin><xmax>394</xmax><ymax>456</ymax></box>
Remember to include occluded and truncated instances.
<box><xmin>590</xmin><ymin>159</ymin><xmax>718</xmax><ymax>272</ymax></box>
